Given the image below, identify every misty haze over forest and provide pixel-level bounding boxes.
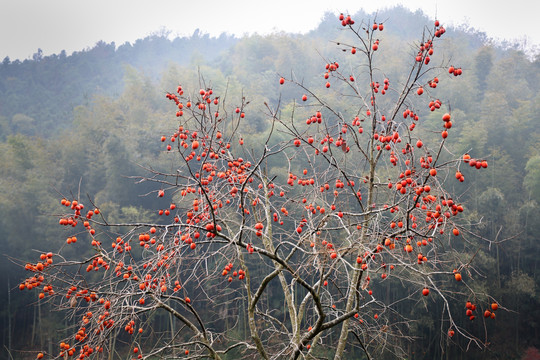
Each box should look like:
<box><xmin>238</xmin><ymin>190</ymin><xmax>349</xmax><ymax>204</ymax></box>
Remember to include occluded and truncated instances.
<box><xmin>0</xmin><ymin>6</ymin><xmax>539</xmax><ymax>360</ymax></box>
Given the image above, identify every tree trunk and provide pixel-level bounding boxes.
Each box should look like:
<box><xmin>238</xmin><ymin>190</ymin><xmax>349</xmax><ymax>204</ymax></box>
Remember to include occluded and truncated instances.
<box><xmin>38</xmin><ymin>298</ymin><xmax>43</xmax><ymax>347</ymax></box>
<box><xmin>169</xmin><ymin>312</ymin><xmax>176</xmax><ymax>358</ymax></box>
<box><xmin>7</xmin><ymin>279</ymin><xmax>12</xmax><ymax>359</ymax></box>
<box><xmin>108</xmin><ymin>327</ymin><xmax>117</xmax><ymax>360</ymax></box>
<box><xmin>31</xmin><ymin>302</ymin><xmax>36</xmax><ymax>346</ymax></box>
<box><xmin>334</xmin><ymin>154</ymin><xmax>376</xmax><ymax>359</ymax></box>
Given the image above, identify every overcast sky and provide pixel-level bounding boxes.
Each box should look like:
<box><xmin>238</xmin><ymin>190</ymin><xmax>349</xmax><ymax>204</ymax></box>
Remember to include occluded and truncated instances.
<box><xmin>1</xmin><ymin>0</ymin><xmax>539</xmax><ymax>61</ymax></box>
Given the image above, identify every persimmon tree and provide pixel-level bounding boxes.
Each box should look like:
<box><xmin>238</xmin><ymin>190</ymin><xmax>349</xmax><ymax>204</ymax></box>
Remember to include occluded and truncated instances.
<box><xmin>20</xmin><ymin>14</ymin><xmax>498</xmax><ymax>360</ymax></box>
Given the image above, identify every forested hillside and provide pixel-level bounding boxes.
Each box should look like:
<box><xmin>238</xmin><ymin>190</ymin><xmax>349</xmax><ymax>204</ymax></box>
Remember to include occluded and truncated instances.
<box><xmin>1</xmin><ymin>6</ymin><xmax>539</xmax><ymax>359</ymax></box>
<box><xmin>0</xmin><ymin>30</ymin><xmax>237</xmax><ymax>138</ymax></box>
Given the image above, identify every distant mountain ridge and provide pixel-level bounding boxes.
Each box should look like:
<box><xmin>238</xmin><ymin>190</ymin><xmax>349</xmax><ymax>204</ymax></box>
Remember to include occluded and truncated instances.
<box><xmin>0</xmin><ymin>30</ymin><xmax>238</xmax><ymax>138</ymax></box>
<box><xmin>0</xmin><ymin>6</ymin><xmax>531</xmax><ymax>139</ymax></box>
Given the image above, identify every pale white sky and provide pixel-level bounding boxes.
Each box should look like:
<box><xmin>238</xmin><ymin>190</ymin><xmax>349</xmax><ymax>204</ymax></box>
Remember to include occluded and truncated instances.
<box><xmin>1</xmin><ymin>0</ymin><xmax>539</xmax><ymax>61</ymax></box>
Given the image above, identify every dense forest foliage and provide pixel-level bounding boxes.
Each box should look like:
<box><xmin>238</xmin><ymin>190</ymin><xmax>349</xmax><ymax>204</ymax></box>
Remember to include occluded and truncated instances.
<box><xmin>1</xmin><ymin>6</ymin><xmax>539</xmax><ymax>359</ymax></box>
